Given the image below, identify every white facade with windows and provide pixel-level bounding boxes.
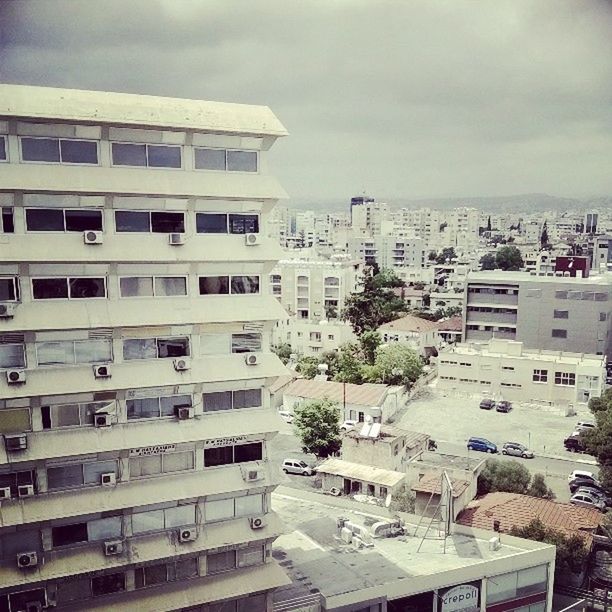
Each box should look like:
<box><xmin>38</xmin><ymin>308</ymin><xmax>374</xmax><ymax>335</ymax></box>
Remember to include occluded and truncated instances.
<box><xmin>272</xmin><ymin>318</ymin><xmax>357</xmax><ymax>357</ymax></box>
<box><xmin>0</xmin><ymin>84</ymin><xmax>290</xmax><ymax>611</ymax></box>
<box><xmin>438</xmin><ymin>338</ymin><xmax>605</xmax><ymax>406</ymax></box>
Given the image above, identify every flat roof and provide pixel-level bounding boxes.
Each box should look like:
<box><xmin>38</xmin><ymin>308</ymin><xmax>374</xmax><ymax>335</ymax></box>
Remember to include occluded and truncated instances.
<box><xmin>284</xmin><ymin>379</ymin><xmax>399</xmax><ymax>407</ymax></box>
<box><xmin>316</xmin><ymin>458</ymin><xmax>405</xmax><ymax>488</ymax></box>
<box><xmin>271</xmin><ymin>489</ymin><xmax>554</xmax><ymax>605</ymax></box>
<box><xmin>468</xmin><ymin>270</ymin><xmax>612</xmax><ymax>286</ymax></box>
<box><xmin>0</xmin><ymin>84</ymin><xmax>289</xmax><ymax>137</ymax></box>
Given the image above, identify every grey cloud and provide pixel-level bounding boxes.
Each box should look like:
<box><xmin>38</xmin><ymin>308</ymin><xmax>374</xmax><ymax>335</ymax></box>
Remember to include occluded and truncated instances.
<box><xmin>1</xmin><ymin>0</ymin><xmax>611</xmax><ymax>200</ymax></box>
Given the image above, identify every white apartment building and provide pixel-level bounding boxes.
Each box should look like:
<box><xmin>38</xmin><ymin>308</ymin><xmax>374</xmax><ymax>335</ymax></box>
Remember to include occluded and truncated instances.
<box><xmin>438</xmin><ymin>339</ymin><xmax>605</xmax><ymax>406</ymax></box>
<box><xmin>272</xmin><ymin>319</ymin><xmax>356</xmax><ymax>357</ymax></box>
<box><xmin>350</xmin><ymin>200</ymin><xmax>389</xmax><ymax>235</ymax></box>
<box><xmin>463</xmin><ymin>270</ymin><xmax>612</xmax><ymax>358</ymax></box>
<box><xmin>0</xmin><ymin>85</ymin><xmax>291</xmax><ymax>611</ymax></box>
<box><xmin>347</xmin><ymin>235</ymin><xmax>425</xmax><ymax>270</ymax></box>
<box><xmin>270</xmin><ymin>255</ymin><xmax>362</xmax><ymax>322</ymax></box>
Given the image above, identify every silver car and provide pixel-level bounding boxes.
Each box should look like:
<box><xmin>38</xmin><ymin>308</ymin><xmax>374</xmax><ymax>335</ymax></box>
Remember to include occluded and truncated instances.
<box><xmin>570</xmin><ymin>492</ymin><xmax>606</xmax><ymax>511</ymax></box>
<box><xmin>501</xmin><ymin>442</ymin><xmax>534</xmax><ymax>459</ymax></box>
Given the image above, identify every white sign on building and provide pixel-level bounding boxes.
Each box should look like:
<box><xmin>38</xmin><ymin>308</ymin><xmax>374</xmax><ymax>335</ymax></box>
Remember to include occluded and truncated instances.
<box><xmin>440</xmin><ymin>584</ymin><xmax>479</xmax><ymax>612</ymax></box>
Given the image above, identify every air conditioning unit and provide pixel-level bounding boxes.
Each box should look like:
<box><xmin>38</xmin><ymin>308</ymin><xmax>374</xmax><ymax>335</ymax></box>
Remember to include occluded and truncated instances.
<box><xmin>178</xmin><ymin>527</ymin><xmax>198</xmax><ymax>543</ymax></box>
<box><xmin>83</xmin><ymin>230</ymin><xmax>103</xmax><ymax>244</ymax></box>
<box><xmin>25</xmin><ymin>602</ymin><xmax>43</xmax><ymax>612</ymax></box>
<box><xmin>488</xmin><ymin>536</ymin><xmax>501</xmax><ymax>551</ymax></box>
<box><xmin>175</xmin><ymin>406</ymin><xmax>193</xmax><ymax>420</ymax></box>
<box><xmin>18</xmin><ymin>484</ymin><xmax>34</xmax><ymax>498</ymax></box>
<box><xmin>173</xmin><ymin>357</ymin><xmax>190</xmax><ymax>371</ymax></box>
<box><xmin>103</xmin><ymin>540</ymin><xmax>124</xmax><ymax>556</ymax></box>
<box><xmin>0</xmin><ymin>303</ymin><xmax>16</xmax><ymax>318</ymax></box>
<box><xmin>249</xmin><ymin>516</ymin><xmax>266</xmax><ymax>530</ymax></box>
<box><xmin>244</xmin><ymin>233</ymin><xmax>261</xmax><ymax>246</ymax></box>
<box><xmin>244</xmin><ymin>353</ymin><xmax>259</xmax><ymax>366</ymax></box>
<box><xmin>16</xmin><ymin>551</ymin><xmax>38</xmax><ymax>568</ymax></box>
<box><xmin>94</xmin><ymin>413</ymin><xmax>112</xmax><ymax>428</ymax></box>
<box><xmin>101</xmin><ymin>472</ymin><xmax>116</xmax><ymax>487</ymax></box>
<box><xmin>6</xmin><ymin>369</ymin><xmax>26</xmax><ymax>384</ymax></box>
<box><xmin>243</xmin><ymin>467</ymin><xmax>263</xmax><ymax>482</ymax></box>
<box><xmin>93</xmin><ymin>364</ymin><xmax>111</xmax><ymax>379</ymax></box>
<box><xmin>169</xmin><ymin>233</ymin><xmax>185</xmax><ymax>245</ymax></box>
<box><xmin>5</xmin><ymin>434</ymin><xmax>27</xmax><ymax>452</ymax></box>
<box><xmin>0</xmin><ymin>486</ymin><xmax>11</xmax><ymax>500</ymax></box>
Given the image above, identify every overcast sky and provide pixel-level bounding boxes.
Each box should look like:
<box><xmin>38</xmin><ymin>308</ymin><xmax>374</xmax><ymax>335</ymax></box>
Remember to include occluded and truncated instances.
<box><xmin>1</xmin><ymin>0</ymin><xmax>611</xmax><ymax>202</ymax></box>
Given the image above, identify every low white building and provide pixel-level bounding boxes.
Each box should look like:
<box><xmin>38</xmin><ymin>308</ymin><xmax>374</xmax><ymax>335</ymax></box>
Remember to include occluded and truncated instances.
<box><xmin>272</xmin><ymin>318</ymin><xmax>356</xmax><ymax>356</ymax></box>
<box><xmin>282</xmin><ymin>379</ymin><xmax>405</xmax><ymax>423</ymax></box>
<box><xmin>438</xmin><ymin>338</ymin><xmax>605</xmax><ymax>406</ymax></box>
<box><xmin>378</xmin><ymin>314</ymin><xmax>439</xmax><ymax>358</ymax></box>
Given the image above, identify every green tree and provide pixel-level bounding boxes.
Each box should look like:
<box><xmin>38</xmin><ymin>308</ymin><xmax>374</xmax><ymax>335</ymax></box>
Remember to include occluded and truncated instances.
<box><xmin>540</xmin><ymin>221</ymin><xmax>550</xmax><ymax>250</ymax></box>
<box><xmin>319</xmin><ymin>350</ymin><xmax>340</xmax><ymax>379</ymax></box>
<box><xmin>271</xmin><ymin>343</ymin><xmax>293</xmax><ymax>365</ymax></box>
<box><xmin>582</xmin><ymin>389</ymin><xmax>612</xmax><ymax>493</ymax></box>
<box><xmin>333</xmin><ymin>343</ymin><xmax>364</xmax><ymax>384</ymax></box>
<box><xmin>389</xmin><ymin>484</ymin><xmax>416</xmax><ymax>513</ymax></box>
<box><xmin>428</xmin><ymin>250</ymin><xmax>437</xmax><ymax>261</ymax></box>
<box><xmin>495</xmin><ymin>245</ymin><xmax>524</xmax><ymax>271</ymax></box>
<box><xmin>295</xmin><ymin>356</ymin><xmax>319</xmax><ymax>379</ymax></box>
<box><xmin>294</xmin><ymin>398</ymin><xmax>341</xmax><ymax>458</ymax></box>
<box><xmin>479</xmin><ymin>253</ymin><xmax>496</xmax><ymax>270</ymax></box>
<box><xmin>510</xmin><ymin>519</ymin><xmax>588</xmax><ymax>576</ymax></box>
<box><xmin>359</xmin><ymin>330</ymin><xmax>381</xmax><ymax>365</ymax></box>
<box><xmin>341</xmin><ymin>271</ymin><xmax>406</xmax><ymax>336</ymax></box>
<box><xmin>527</xmin><ymin>473</ymin><xmax>555</xmax><ymax>500</ymax></box>
<box><xmin>478</xmin><ymin>459</ymin><xmax>531</xmax><ymax>495</ymax></box>
<box><xmin>372</xmin><ymin>344</ymin><xmax>423</xmax><ymax>387</ymax></box>
<box><xmin>435</xmin><ymin>247</ymin><xmax>456</xmax><ymax>264</ymax></box>
<box><xmin>486</xmin><ymin>216</ymin><xmax>492</xmax><ymax>231</ymax></box>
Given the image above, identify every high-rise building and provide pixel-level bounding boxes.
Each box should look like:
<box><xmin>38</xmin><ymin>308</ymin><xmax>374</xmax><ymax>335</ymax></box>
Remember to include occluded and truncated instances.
<box><xmin>0</xmin><ymin>84</ymin><xmax>290</xmax><ymax>611</ymax></box>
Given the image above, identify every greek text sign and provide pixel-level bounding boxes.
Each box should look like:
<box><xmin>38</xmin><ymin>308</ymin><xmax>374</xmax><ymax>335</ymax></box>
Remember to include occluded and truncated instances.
<box><xmin>203</xmin><ymin>435</ymin><xmax>248</xmax><ymax>448</ymax></box>
<box><xmin>441</xmin><ymin>584</ymin><xmax>479</xmax><ymax>612</ymax></box>
<box><xmin>129</xmin><ymin>444</ymin><xmax>176</xmax><ymax>457</ymax></box>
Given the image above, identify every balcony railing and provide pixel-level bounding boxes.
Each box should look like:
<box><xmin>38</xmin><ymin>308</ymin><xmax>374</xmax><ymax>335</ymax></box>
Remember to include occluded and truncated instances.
<box><xmin>467</xmin><ymin>293</ymin><xmax>518</xmax><ymax>306</ymax></box>
<box><xmin>274</xmin><ymin>593</ymin><xmax>322</xmax><ymax>612</ymax></box>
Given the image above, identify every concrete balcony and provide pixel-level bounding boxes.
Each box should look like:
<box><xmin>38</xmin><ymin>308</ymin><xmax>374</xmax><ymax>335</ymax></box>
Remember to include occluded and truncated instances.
<box><xmin>466</xmin><ymin>312</ymin><xmax>518</xmax><ymax>324</ymax></box>
<box><xmin>466</xmin><ymin>293</ymin><xmax>518</xmax><ymax>306</ymax></box>
<box><xmin>465</xmin><ymin>329</ymin><xmax>516</xmax><ymax>342</ymax></box>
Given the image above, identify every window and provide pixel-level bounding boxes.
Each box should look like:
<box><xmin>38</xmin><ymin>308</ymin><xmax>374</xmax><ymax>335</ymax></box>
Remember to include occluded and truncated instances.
<box><xmin>114</xmin><ymin>210</ymin><xmax>185</xmax><ymax>233</ymax></box>
<box><xmin>47</xmin><ymin>459</ymin><xmax>118</xmax><ymax>490</ymax></box>
<box><xmin>52</xmin><ymin>522</ymin><xmax>88</xmax><ymax>547</ymax></box>
<box><xmin>25</xmin><ymin>208</ymin><xmax>103</xmax><ymax>232</ymax></box>
<box><xmin>127</xmin><ymin>394</ymin><xmax>191</xmax><ymax>420</ymax></box>
<box><xmin>119</xmin><ymin>276</ymin><xmax>187</xmax><ymax>297</ymax></box>
<box><xmin>0</xmin><ymin>407</ymin><xmax>31</xmax><ymax>434</ymax></box>
<box><xmin>194</xmin><ymin>148</ymin><xmax>258</xmax><ymax>172</ymax></box>
<box><xmin>196</xmin><ymin>213</ymin><xmax>259</xmax><ymax>234</ymax></box>
<box><xmin>600</xmin><ymin>312</ymin><xmax>607</xmax><ymax>322</ymax></box>
<box><xmin>231</xmin><ymin>333</ymin><xmax>262</xmax><ymax>353</ymax></box>
<box><xmin>533</xmin><ymin>369</ymin><xmax>548</xmax><ymax>383</ymax></box>
<box><xmin>553</xmin><ymin>309</ymin><xmax>569</xmax><ymax>319</ymax></box>
<box><xmin>129</xmin><ymin>450</ymin><xmax>194</xmax><ymax>478</ymax></box>
<box><xmin>0</xmin><ymin>135</ymin><xmax>5</xmax><ymax>161</ymax></box>
<box><xmin>207</xmin><ymin>550</ymin><xmax>236</xmax><ymax>574</ymax></box>
<box><xmin>111</xmin><ymin>142</ymin><xmax>181</xmax><ymax>168</ymax></box>
<box><xmin>204</xmin><ymin>441</ymin><xmax>263</xmax><ymax>467</ymax></box>
<box><xmin>123</xmin><ymin>336</ymin><xmax>189</xmax><ymax>360</ymax></box>
<box><xmin>0</xmin><ymin>469</ymin><xmax>36</xmax><ymax>498</ymax></box>
<box><xmin>1</xmin><ymin>207</ymin><xmax>14</xmax><ymax>233</ymax></box>
<box><xmin>199</xmin><ymin>275</ymin><xmax>260</xmax><ymax>295</ymax></box>
<box><xmin>205</xmin><ymin>494</ymin><xmax>264</xmax><ymax>522</ymax></box>
<box><xmin>91</xmin><ymin>573</ymin><xmax>126</xmax><ymax>597</ymax></box>
<box><xmin>551</xmin><ymin>329</ymin><xmax>567</xmax><ymax>339</ymax></box>
<box><xmin>200</xmin><ymin>333</ymin><xmax>230</xmax><ymax>355</ymax></box>
<box><xmin>41</xmin><ymin>400</ymin><xmax>113</xmax><ymax>429</ymax></box>
<box><xmin>238</xmin><ymin>545</ymin><xmax>265</xmax><ymax>567</ymax></box>
<box><xmin>0</xmin><ymin>343</ymin><xmax>26</xmax><ymax>368</ymax></box>
<box><xmin>32</xmin><ymin>277</ymin><xmax>106</xmax><ymax>300</ymax></box>
<box><xmin>134</xmin><ymin>557</ymin><xmax>199</xmax><ymax>588</ymax></box>
<box><xmin>21</xmin><ymin>137</ymin><xmax>98</xmax><ymax>164</ymax></box>
<box><xmin>555</xmin><ymin>371</ymin><xmax>576</xmax><ymax>386</ymax></box>
<box><xmin>202</xmin><ymin>389</ymin><xmax>262</xmax><ymax>412</ymax></box>
<box><xmin>36</xmin><ymin>339</ymin><xmax>112</xmax><ymax>366</ymax></box>
<box><xmin>132</xmin><ymin>504</ymin><xmax>196</xmax><ymax>534</ymax></box>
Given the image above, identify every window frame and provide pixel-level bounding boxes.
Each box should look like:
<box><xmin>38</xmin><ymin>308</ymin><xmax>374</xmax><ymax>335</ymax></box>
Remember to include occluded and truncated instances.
<box><xmin>198</xmin><ymin>275</ymin><xmax>261</xmax><ymax>296</ymax></box>
<box><xmin>122</xmin><ymin>336</ymin><xmax>191</xmax><ymax>361</ymax></box>
<box><xmin>0</xmin><ymin>276</ymin><xmax>20</xmax><ymax>302</ymax></box>
<box><xmin>35</xmin><ymin>338</ymin><xmax>113</xmax><ymax>367</ymax></box>
<box><xmin>202</xmin><ymin>388</ymin><xmax>263</xmax><ymax>413</ymax></box>
<box><xmin>110</xmin><ymin>141</ymin><xmax>183</xmax><ymax>169</ymax></box>
<box><xmin>126</xmin><ymin>393</ymin><xmax>192</xmax><ymax>421</ymax></box>
<box><xmin>113</xmin><ymin>209</ymin><xmax>186</xmax><ymax>234</ymax></box>
<box><xmin>0</xmin><ymin>135</ymin><xmax>7</xmax><ymax>162</ymax></box>
<box><xmin>551</xmin><ymin>328</ymin><xmax>568</xmax><ymax>339</ymax></box>
<box><xmin>41</xmin><ymin>400</ymin><xmax>114</xmax><ymax>429</ymax></box>
<box><xmin>532</xmin><ymin>369</ymin><xmax>548</xmax><ymax>383</ymax></box>
<box><xmin>19</xmin><ymin>136</ymin><xmax>99</xmax><ymax>166</ymax></box>
<box><xmin>31</xmin><ymin>276</ymin><xmax>107</xmax><ymax>301</ymax></box>
<box><xmin>193</xmin><ymin>147</ymin><xmax>259</xmax><ymax>173</ymax></box>
<box><xmin>203</xmin><ymin>441</ymin><xmax>263</xmax><ymax>467</ymax></box>
<box><xmin>24</xmin><ymin>207</ymin><xmax>104</xmax><ymax>233</ymax></box>
<box><xmin>118</xmin><ymin>275</ymin><xmax>189</xmax><ymax>298</ymax></box>
<box><xmin>129</xmin><ymin>449</ymin><xmax>196</xmax><ymax>480</ymax></box>
<box><xmin>0</xmin><ymin>343</ymin><xmax>27</xmax><ymax>369</ymax></box>
<box><xmin>46</xmin><ymin>458</ymin><xmax>119</xmax><ymax>491</ymax></box>
<box><xmin>195</xmin><ymin>212</ymin><xmax>260</xmax><ymax>235</ymax></box>
<box><xmin>554</xmin><ymin>371</ymin><xmax>576</xmax><ymax>386</ymax></box>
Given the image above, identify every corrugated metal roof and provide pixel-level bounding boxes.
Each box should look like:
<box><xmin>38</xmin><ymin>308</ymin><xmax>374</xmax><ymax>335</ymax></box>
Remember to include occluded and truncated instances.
<box><xmin>316</xmin><ymin>458</ymin><xmax>405</xmax><ymax>488</ymax></box>
<box><xmin>284</xmin><ymin>379</ymin><xmax>394</xmax><ymax>406</ymax></box>
<box><xmin>0</xmin><ymin>83</ymin><xmax>289</xmax><ymax>137</ymax></box>
<box><xmin>378</xmin><ymin>314</ymin><xmax>439</xmax><ymax>333</ymax></box>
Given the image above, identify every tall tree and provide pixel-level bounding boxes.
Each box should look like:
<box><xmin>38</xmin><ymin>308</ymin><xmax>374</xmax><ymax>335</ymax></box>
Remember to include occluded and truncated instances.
<box><xmin>479</xmin><ymin>253</ymin><xmax>496</xmax><ymax>270</ymax></box>
<box><xmin>540</xmin><ymin>221</ymin><xmax>550</xmax><ymax>250</ymax></box>
<box><xmin>271</xmin><ymin>343</ymin><xmax>293</xmax><ymax>365</ymax></box>
<box><xmin>582</xmin><ymin>389</ymin><xmax>612</xmax><ymax>494</ymax></box>
<box><xmin>359</xmin><ymin>330</ymin><xmax>382</xmax><ymax>365</ymax></box>
<box><xmin>294</xmin><ymin>398</ymin><xmax>341</xmax><ymax>458</ymax></box>
<box><xmin>371</xmin><ymin>344</ymin><xmax>423</xmax><ymax>387</ymax></box>
<box><xmin>435</xmin><ymin>247</ymin><xmax>456</xmax><ymax>264</ymax></box>
<box><xmin>486</xmin><ymin>216</ymin><xmax>492</xmax><ymax>231</ymax></box>
<box><xmin>495</xmin><ymin>245</ymin><xmax>524</xmax><ymax>271</ymax></box>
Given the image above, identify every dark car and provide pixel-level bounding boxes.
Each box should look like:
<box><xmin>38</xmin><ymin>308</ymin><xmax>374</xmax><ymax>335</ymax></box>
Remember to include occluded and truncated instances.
<box><xmin>496</xmin><ymin>401</ymin><xmax>512</xmax><ymax>413</ymax></box>
<box><xmin>569</xmin><ymin>478</ymin><xmax>603</xmax><ymax>494</ymax></box>
<box><xmin>564</xmin><ymin>435</ymin><xmax>587</xmax><ymax>453</ymax></box>
<box><xmin>467</xmin><ymin>437</ymin><xmax>498</xmax><ymax>453</ymax></box>
<box><xmin>479</xmin><ymin>399</ymin><xmax>495</xmax><ymax>410</ymax></box>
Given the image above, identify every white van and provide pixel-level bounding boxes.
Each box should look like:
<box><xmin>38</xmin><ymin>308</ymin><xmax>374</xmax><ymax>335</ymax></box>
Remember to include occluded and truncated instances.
<box><xmin>282</xmin><ymin>459</ymin><xmax>314</xmax><ymax>476</ymax></box>
<box><xmin>567</xmin><ymin>469</ymin><xmax>596</xmax><ymax>483</ymax></box>
<box><xmin>575</xmin><ymin>421</ymin><xmax>595</xmax><ymax>432</ymax></box>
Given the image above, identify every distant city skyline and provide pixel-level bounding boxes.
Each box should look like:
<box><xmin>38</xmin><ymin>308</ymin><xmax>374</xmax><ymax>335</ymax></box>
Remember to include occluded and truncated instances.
<box><xmin>1</xmin><ymin>0</ymin><xmax>611</xmax><ymax>200</ymax></box>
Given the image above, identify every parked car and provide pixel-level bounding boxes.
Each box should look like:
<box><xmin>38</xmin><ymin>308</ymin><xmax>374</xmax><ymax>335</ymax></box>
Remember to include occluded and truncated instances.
<box><xmin>570</xmin><ymin>492</ymin><xmax>606</xmax><ymax>511</ymax></box>
<box><xmin>479</xmin><ymin>399</ymin><xmax>496</xmax><ymax>410</ymax></box>
<box><xmin>340</xmin><ymin>420</ymin><xmax>358</xmax><ymax>432</ymax></box>
<box><xmin>278</xmin><ymin>410</ymin><xmax>294</xmax><ymax>424</ymax></box>
<box><xmin>282</xmin><ymin>459</ymin><xmax>314</xmax><ymax>476</ymax></box>
<box><xmin>467</xmin><ymin>437</ymin><xmax>498</xmax><ymax>453</ymax></box>
<box><xmin>496</xmin><ymin>401</ymin><xmax>512</xmax><ymax>413</ymax></box>
<box><xmin>568</xmin><ymin>469</ymin><xmax>597</xmax><ymax>484</ymax></box>
<box><xmin>564</xmin><ymin>435</ymin><xmax>586</xmax><ymax>453</ymax></box>
<box><xmin>569</xmin><ymin>477</ymin><xmax>604</xmax><ymax>494</ymax></box>
<box><xmin>501</xmin><ymin>442</ymin><xmax>534</xmax><ymax>459</ymax></box>
<box><xmin>575</xmin><ymin>486</ymin><xmax>612</xmax><ymax>507</ymax></box>
<box><xmin>575</xmin><ymin>421</ymin><xmax>596</xmax><ymax>433</ymax></box>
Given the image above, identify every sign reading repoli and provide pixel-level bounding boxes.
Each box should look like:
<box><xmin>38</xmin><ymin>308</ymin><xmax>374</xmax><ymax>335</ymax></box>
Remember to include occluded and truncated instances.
<box><xmin>440</xmin><ymin>584</ymin><xmax>479</xmax><ymax>612</ymax></box>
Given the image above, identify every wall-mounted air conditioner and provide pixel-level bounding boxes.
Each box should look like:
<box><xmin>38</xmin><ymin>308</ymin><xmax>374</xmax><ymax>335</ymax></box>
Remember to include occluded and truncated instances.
<box><xmin>101</xmin><ymin>472</ymin><xmax>116</xmax><ymax>486</ymax></box>
<box><xmin>6</xmin><ymin>369</ymin><xmax>26</xmax><ymax>384</ymax></box>
<box><xmin>103</xmin><ymin>540</ymin><xmax>124</xmax><ymax>556</ymax></box>
<box><xmin>244</xmin><ymin>233</ymin><xmax>261</xmax><ymax>246</ymax></box>
<box><xmin>94</xmin><ymin>413</ymin><xmax>112</xmax><ymax>428</ymax></box>
<box><xmin>17</xmin><ymin>551</ymin><xmax>38</xmax><ymax>568</ymax></box>
<box><xmin>244</xmin><ymin>353</ymin><xmax>259</xmax><ymax>366</ymax></box>
<box><xmin>93</xmin><ymin>364</ymin><xmax>111</xmax><ymax>379</ymax></box>
<box><xmin>169</xmin><ymin>233</ymin><xmax>185</xmax><ymax>245</ymax></box>
<box><xmin>5</xmin><ymin>434</ymin><xmax>27</xmax><ymax>452</ymax></box>
<box><xmin>173</xmin><ymin>357</ymin><xmax>190</xmax><ymax>371</ymax></box>
<box><xmin>83</xmin><ymin>230</ymin><xmax>103</xmax><ymax>244</ymax></box>
<box><xmin>0</xmin><ymin>303</ymin><xmax>16</xmax><ymax>318</ymax></box>
<box><xmin>178</xmin><ymin>527</ymin><xmax>197</xmax><ymax>543</ymax></box>
<box><xmin>17</xmin><ymin>484</ymin><xmax>34</xmax><ymax>498</ymax></box>
<box><xmin>249</xmin><ymin>516</ymin><xmax>266</xmax><ymax>530</ymax></box>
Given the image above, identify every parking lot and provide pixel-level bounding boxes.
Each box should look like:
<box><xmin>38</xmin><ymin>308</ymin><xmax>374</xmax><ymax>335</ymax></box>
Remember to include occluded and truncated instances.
<box><xmin>397</xmin><ymin>384</ymin><xmax>594</xmax><ymax>459</ymax></box>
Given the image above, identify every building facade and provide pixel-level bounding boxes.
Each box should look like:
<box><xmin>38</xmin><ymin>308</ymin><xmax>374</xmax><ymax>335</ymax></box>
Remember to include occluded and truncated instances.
<box><xmin>0</xmin><ymin>85</ymin><xmax>290</xmax><ymax>611</ymax></box>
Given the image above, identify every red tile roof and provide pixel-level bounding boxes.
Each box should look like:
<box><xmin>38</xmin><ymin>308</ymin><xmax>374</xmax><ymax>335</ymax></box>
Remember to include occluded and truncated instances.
<box><xmin>456</xmin><ymin>492</ymin><xmax>603</xmax><ymax>543</ymax></box>
<box><xmin>378</xmin><ymin>314</ymin><xmax>439</xmax><ymax>333</ymax></box>
<box><xmin>411</xmin><ymin>475</ymin><xmax>470</xmax><ymax>498</ymax></box>
<box><xmin>437</xmin><ymin>315</ymin><xmax>463</xmax><ymax>332</ymax></box>
<box><xmin>284</xmin><ymin>379</ymin><xmax>393</xmax><ymax>407</ymax></box>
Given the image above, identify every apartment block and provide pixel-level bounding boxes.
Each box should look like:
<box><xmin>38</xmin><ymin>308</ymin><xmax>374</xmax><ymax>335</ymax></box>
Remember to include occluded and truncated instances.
<box><xmin>463</xmin><ymin>271</ymin><xmax>612</xmax><ymax>358</ymax></box>
<box><xmin>438</xmin><ymin>339</ymin><xmax>605</xmax><ymax>406</ymax></box>
<box><xmin>347</xmin><ymin>235</ymin><xmax>425</xmax><ymax>269</ymax></box>
<box><xmin>0</xmin><ymin>84</ymin><xmax>290</xmax><ymax>611</ymax></box>
<box><xmin>270</xmin><ymin>255</ymin><xmax>362</xmax><ymax>321</ymax></box>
